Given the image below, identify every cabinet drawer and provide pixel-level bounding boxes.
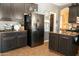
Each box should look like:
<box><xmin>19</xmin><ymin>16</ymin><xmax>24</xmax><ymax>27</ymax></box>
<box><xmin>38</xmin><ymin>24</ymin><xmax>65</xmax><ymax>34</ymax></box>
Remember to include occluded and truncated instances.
<box><xmin>1</xmin><ymin>32</ymin><xmax>17</xmax><ymax>37</ymax></box>
<box><xmin>2</xmin><ymin>37</ymin><xmax>16</xmax><ymax>40</ymax></box>
<box><xmin>17</xmin><ymin>37</ymin><xmax>27</xmax><ymax>47</ymax></box>
<box><xmin>17</xmin><ymin>32</ymin><xmax>27</xmax><ymax>35</ymax></box>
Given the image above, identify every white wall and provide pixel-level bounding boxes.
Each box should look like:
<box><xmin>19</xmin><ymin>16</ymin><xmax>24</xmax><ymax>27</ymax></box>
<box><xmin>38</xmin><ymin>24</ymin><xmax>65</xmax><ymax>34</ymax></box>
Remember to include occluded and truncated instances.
<box><xmin>37</xmin><ymin>3</ymin><xmax>61</xmax><ymax>33</ymax></box>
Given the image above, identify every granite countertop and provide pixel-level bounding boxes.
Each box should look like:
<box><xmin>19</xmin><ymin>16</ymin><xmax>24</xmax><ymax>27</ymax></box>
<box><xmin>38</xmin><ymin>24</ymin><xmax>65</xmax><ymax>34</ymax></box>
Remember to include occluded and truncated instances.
<box><xmin>50</xmin><ymin>31</ymin><xmax>79</xmax><ymax>36</ymax></box>
<box><xmin>0</xmin><ymin>30</ymin><xmax>27</xmax><ymax>33</ymax></box>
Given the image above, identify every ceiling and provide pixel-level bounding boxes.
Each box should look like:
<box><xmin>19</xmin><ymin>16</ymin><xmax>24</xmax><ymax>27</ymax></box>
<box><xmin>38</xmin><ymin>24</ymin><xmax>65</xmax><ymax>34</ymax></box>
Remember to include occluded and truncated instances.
<box><xmin>53</xmin><ymin>3</ymin><xmax>71</xmax><ymax>6</ymax></box>
<box><xmin>53</xmin><ymin>3</ymin><xmax>72</xmax><ymax>9</ymax></box>
<box><xmin>54</xmin><ymin>3</ymin><xmax>68</xmax><ymax>6</ymax></box>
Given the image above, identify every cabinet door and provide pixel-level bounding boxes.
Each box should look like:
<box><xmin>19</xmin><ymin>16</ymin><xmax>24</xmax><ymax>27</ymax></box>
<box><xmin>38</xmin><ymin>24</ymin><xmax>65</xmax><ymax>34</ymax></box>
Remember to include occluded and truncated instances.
<box><xmin>0</xmin><ymin>34</ymin><xmax>2</xmax><ymax>52</ymax></box>
<box><xmin>49</xmin><ymin>33</ymin><xmax>59</xmax><ymax>51</ymax></box>
<box><xmin>17</xmin><ymin>32</ymin><xmax>27</xmax><ymax>47</ymax></box>
<box><xmin>13</xmin><ymin>3</ymin><xmax>25</xmax><ymax>20</ymax></box>
<box><xmin>68</xmin><ymin>6</ymin><xmax>77</xmax><ymax>23</ymax></box>
<box><xmin>58</xmin><ymin>35</ymin><xmax>70</xmax><ymax>55</ymax></box>
<box><xmin>0</xmin><ymin>3</ymin><xmax>11</xmax><ymax>20</ymax></box>
<box><xmin>24</xmin><ymin>3</ymin><xmax>38</xmax><ymax>13</ymax></box>
<box><xmin>1</xmin><ymin>32</ymin><xmax>17</xmax><ymax>52</ymax></box>
<box><xmin>9</xmin><ymin>3</ymin><xmax>15</xmax><ymax>20</ymax></box>
<box><xmin>59</xmin><ymin>35</ymin><xmax>78</xmax><ymax>56</ymax></box>
<box><xmin>2</xmin><ymin>37</ymin><xmax>16</xmax><ymax>52</ymax></box>
<box><xmin>77</xmin><ymin>6</ymin><xmax>79</xmax><ymax>16</ymax></box>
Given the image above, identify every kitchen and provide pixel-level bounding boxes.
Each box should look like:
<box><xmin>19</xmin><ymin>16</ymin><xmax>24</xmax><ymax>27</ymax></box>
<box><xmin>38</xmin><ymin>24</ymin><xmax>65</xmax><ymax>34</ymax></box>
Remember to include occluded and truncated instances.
<box><xmin>49</xmin><ymin>3</ymin><xmax>79</xmax><ymax>56</ymax></box>
<box><xmin>0</xmin><ymin>3</ymin><xmax>79</xmax><ymax>56</ymax></box>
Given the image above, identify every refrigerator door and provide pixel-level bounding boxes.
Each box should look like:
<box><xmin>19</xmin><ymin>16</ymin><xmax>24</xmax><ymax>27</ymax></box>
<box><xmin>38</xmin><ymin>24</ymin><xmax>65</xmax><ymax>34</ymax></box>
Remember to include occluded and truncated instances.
<box><xmin>31</xmin><ymin>13</ymin><xmax>37</xmax><ymax>31</ymax></box>
<box><xmin>31</xmin><ymin>13</ymin><xmax>44</xmax><ymax>47</ymax></box>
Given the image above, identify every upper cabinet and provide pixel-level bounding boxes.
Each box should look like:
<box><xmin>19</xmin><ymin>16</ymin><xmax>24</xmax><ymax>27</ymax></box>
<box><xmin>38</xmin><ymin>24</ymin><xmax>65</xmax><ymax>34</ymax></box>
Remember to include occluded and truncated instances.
<box><xmin>68</xmin><ymin>6</ymin><xmax>77</xmax><ymax>23</ymax></box>
<box><xmin>77</xmin><ymin>6</ymin><xmax>79</xmax><ymax>16</ymax></box>
<box><xmin>13</xmin><ymin>3</ymin><xmax>25</xmax><ymax>20</ymax></box>
<box><xmin>24</xmin><ymin>3</ymin><xmax>38</xmax><ymax>13</ymax></box>
<box><xmin>0</xmin><ymin>3</ymin><xmax>12</xmax><ymax>20</ymax></box>
<box><xmin>68</xmin><ymin>4</ymin><xmax>79</xmax><ymax>23</ymax></box>
<box><xmin>0</xmin><ymin>3</ymin><xmax>38</xmax><ymax>21</ymax></box>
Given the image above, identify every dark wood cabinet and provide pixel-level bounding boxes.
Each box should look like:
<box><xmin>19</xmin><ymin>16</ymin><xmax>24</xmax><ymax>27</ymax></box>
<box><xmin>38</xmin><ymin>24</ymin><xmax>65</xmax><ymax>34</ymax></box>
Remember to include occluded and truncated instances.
<box><xmin>0</xmin><ymin>31</ymin><xmax>27</xmax><ymax>52</ymax></box>
<box><xmin>0</xmin><ymin>3</ymin><xmax>38</xmax><ymax>21</ymax></box>
<box><xmin>68</xmin><ymin>4</ymin><xmax>79</xmax><ymax>23</ymax></box>
<box><xmin>58</xmin><ymin>35</ymin><xmax>78</xmax><ymax>55</ymax></box>
<box><xmin>1</xmin><ymin>32</ymin><xmax>17</xmax><ymax>52</ymax></box>
<box><xmin>0</xmin><ymin>34</ymin><xmax>2</xmax><ymax>51</ymax></box>
<box><xmin>49</xmin><ymin>33</ymin><xmax>78</xmax><ymax>56</ymax></box>
<box><xmin>0</xmin><ymin>3</ymin><xmax>12</xmax><ymax>20</ymax></box>
<box><xmin>13</xmin><ymin>3</ymin><xmax>25</xmax><ymax>20</ymax></box>
<box><xmin>68</xmin><ymin>6</ymin><xmax>77</xmax><ymax>23</ymax></box>
<box><xmin>77</xmin><ymin>6</ymin><xmax>79</xmax><ymax>16</ymax></box>
<box><xmin>49</xmin><ymin>33</ymin><xmax>59</xmax><ymax>51</ymax></box>
<box><xmin>17</xmin><ymin>32</ymin><xmax>27</xmax><ymax>47</ymax></box>
<box><xmin>1</xmin><ymin>37</ymin><xmax>17</xmax><ymax>52</ymax></box>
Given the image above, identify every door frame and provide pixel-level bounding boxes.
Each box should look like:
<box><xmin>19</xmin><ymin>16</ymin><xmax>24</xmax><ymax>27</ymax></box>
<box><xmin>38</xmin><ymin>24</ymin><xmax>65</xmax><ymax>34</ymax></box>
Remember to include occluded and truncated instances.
<box><xmin>49</xmin><ymin>12</ymin><xmax>56</xmax><ymax>32</ymax></box>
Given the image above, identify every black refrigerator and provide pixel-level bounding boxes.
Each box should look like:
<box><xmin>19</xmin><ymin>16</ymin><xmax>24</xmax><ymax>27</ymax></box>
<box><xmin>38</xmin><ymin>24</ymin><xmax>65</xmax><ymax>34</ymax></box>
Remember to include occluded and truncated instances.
<box><xmin>24</xmin><ymin>13</ymin><xmax>44</xmax><ymax>47</ymax></box>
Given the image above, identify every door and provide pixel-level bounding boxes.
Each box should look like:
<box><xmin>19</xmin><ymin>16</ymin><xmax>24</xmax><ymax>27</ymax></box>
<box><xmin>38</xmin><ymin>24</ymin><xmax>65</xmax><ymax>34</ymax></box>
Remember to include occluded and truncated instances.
<box><xmin>50</xmin><ymin>14</ymin><xmax>54</xmax><ymax>31</ymax></box>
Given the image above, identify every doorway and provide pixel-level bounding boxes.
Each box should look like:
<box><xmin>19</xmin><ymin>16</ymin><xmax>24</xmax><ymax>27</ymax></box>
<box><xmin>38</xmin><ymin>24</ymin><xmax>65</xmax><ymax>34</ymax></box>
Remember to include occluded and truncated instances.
<box><xmin>50</xmin><ymin>14</ymin><xmax>54</xmax><ymax>32</ymax></box>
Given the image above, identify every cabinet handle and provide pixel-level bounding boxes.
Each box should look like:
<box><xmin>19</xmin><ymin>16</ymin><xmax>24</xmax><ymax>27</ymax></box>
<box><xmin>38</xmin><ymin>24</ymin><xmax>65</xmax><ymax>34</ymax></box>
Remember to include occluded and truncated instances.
<box><xmin>61</xmin><ymin>37</ymin><xmax>69</xmax><ymax>39</ymax></box>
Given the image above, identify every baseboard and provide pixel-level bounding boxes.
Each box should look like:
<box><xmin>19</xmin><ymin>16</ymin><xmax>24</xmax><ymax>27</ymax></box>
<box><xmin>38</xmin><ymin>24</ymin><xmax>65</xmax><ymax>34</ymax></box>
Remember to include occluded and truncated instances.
<box><xmin>44</xmin><ymin>40</ymin><xmax>49</xmax><ymax>42</ymax></box>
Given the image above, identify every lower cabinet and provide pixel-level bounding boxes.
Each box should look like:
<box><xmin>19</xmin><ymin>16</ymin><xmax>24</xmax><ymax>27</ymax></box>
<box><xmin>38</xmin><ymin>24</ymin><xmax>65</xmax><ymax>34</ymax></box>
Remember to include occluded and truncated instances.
<box><xmin>1</xmin><ymin>37</ymin><xmax>17</xmax><ymax>52</ymax></box>
<box><xmin>76</xmin><ymin>35</ymin><xmax>79</xmax><ymax>45</ymax></box>
<box><xmin>49</xmin><ymin>33</ymin><xmax>78</xmax><ymax>56</ymax></box>
<box><xmin>0</xmin><ymin>31</ymin><xmax>27</xmax><ymax>52</ymax></box>
<box><xmin>58</xmin><ymin>35</ymin><xmax>78</xmax><ymax>56</ymax></box>
<box><xmin>17</xmin><ymin>32</ymin><xmax>27</xmax><ymax>47</ymax></box>
<box><xmin>0</xmin><ymin>34</ymin><xmax>2</xmax><ymax>51</ymax></box>
<box><xmin>1</xmin><ymin>32</ymin><xmax>17</xmax><ymax>52</ymax></box>
<box><xmin>49</xmin><ymin>33</ymin><xmax>59</xmax><ymax>51</ymax></box>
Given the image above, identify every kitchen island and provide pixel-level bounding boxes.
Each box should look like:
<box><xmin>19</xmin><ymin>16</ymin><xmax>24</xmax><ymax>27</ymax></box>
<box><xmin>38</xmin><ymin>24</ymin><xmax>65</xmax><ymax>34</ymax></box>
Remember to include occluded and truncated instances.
<box><xmin>0</xmin><ymin>30</ymin><xmax>27</xmax><ymax>52</ymax></box>
<box><xmin>49</xmin><ymin>31</ymin><xmax>79</xmax><ymax>56</ymax></box>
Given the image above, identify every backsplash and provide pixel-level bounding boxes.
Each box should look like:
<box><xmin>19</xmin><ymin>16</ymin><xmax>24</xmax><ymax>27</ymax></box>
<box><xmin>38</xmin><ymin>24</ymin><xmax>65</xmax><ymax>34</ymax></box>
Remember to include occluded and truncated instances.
<box><xmin>0</xmin><ymin>21</ymin><xmax>21</xmax><ymax>31</ymax></box>
<box><xmin>68</xmin><ymin>23</ymin><xmax>79</xmax><ymax>30</ymax></box>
